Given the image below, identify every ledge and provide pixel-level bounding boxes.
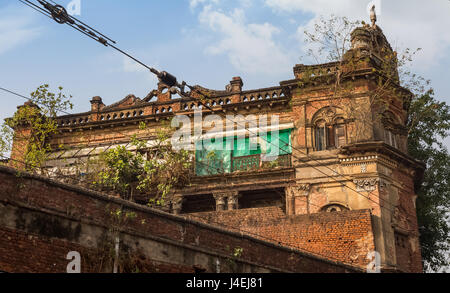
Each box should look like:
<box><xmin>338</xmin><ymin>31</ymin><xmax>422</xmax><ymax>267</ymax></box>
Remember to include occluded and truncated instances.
<box><xmin>0</xmin><ymin>165</ymin><xmax>362</xmax><ymax>272</ymax></box>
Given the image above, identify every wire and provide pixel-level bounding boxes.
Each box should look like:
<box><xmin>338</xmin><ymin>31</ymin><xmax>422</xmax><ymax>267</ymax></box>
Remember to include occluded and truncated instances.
<box><xmin>0</xmin><ymin>87</ymin><xmax>33</xmax><ymax>102</ymax></box>
<box><xmin>10</xmin><ymin>1</ymin><xmax>421</xmax><ymax>268</ymax></box>
<box><xmin>0</xmin><ymin>84</ymin><xmax>414</xmax><ymax>263</ymax></box>
<box><xmin>0</xmin><ymin>153</ymin><xmax>372</xmax><ymax>266</ymax></box>
<box><xmin>108</xmin><ymin>43</ymin><xmax>159</xmax><ymax>75</ymax></box>
<box><xmin>0</xmin><ymin>83</ymin><xmax>419</xmax><ymax>222</ymax></box>
<box><xmin>13</xmin><ymin>1</ymin><xmax>420</xmax><ymax>222</ymax></box>
<box><xmin>18</xmin><ymin>0</ymin><xmax>52</xmax><ymax>19</ymax></box>
<box><xmin>0</xmin><ymin>87</ymin><xmax>325</xmax><ymax>216</ymax></box>
<box><xmin>0</xmin><ymin>86</ymin><xmax>136</xmax><ymax>159</ymax></box>
<box><xmin>46</xmin><ymin>0</ymin><xmax>116</xmax><ymax>44</ymax></box>
<box><xmin>180</xmin><ymin>93</ymin><xmax>413</xmax><ymax>220</ymax></box>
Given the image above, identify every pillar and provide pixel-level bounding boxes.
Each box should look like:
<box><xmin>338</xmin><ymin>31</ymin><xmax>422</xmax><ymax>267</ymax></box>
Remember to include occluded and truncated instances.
<box><xmin>213</xmin><ymin>193</ymin><xmax>226</xmax><ymax>211</ymax></box>
<box><xmin>227</xmin><ymin>191</ymin><xmax>240</xmax><ymax>210</ymax></box>
<box><xmin>286</xmin><ymin>184</ymin><xmax>311</xmax><ymax>215</ymax></box>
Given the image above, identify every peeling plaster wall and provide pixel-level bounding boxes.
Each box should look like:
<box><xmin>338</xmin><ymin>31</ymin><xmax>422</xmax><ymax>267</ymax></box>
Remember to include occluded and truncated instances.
<box><xmin>0</xmin><ymin>166</ymin><xmax>360</xmax><ymax>273</ymax></box>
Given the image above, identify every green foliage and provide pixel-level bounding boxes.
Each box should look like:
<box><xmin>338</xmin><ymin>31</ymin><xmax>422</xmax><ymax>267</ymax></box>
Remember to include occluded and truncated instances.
<box><xmin>224</xmin><ymin>246</ymin><xmax>245</xmax><ymax>273</ymax></box>
<box><xmin>142</xmin><ymin>129</ymin><xmax>192</xmax><ymax>206</ymax></box>
<box><xmin>30</xmin><ymin>85</ymin><xmax>74</xmax><ymax>117</ymax></box>
<box><xmin>407</xmin><ymin>90</ymin><xmax>450</xmax><ymax>271</ymax></box>
<box><xmin>110</xmin><ymin>208</ymin><xmax>137</xmax><ymax>224</ymax></box>
<box><xmin>303</xmin><ymin>15</ymin><xmax>450</xmax><ymax>271</ymax></box>
<box><xmin>204</xmin><ymin>150</ymin><xmax>225</xmax><ymax>174</ymax></box>
<box><xmin>0</xmin><ymin>85</ymin><xmax>73</xmax><ymax>171</ymax></box>
<box><xmin>263</xmin><ymin>159</ymin><xmax>280</xmax><ymax>169</ymax></box>
<box><xmin>97</xmin><ymin>146</ymin><xmax>145</xmax><ymax>200</ymax></box>
<box><xmin>0</xmin><ymin>123</ymin><xmax>13</xmax><ymax>160</ymax></box>
<box><xmin>94</xmin><ymin>123</ymin><xmax>192</xmax><ymax>206</ymax></box>
<box><xmin>233</xmin><ymin>247</ymin><xmax>244</xmax><ymax>258</ymax></box>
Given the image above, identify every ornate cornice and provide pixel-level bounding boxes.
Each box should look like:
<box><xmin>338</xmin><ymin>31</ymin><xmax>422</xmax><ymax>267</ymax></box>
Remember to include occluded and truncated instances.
<box><xmin>353</xmin><ymin>178</ymin><xmax>379</xmax><ymax>192</ymax></box>
<box><xmin>340</xmin><ymin>154</ymin><xmax>398</xmax><ymax>169</ymax></box>
<box><xmin>288</xmin><ymin>183</ymin><xmax>311</xmax><ymax>197</ymax></box>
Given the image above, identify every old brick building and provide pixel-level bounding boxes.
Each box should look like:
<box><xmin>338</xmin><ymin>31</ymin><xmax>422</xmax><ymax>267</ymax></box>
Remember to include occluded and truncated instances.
<box><xmin>6</xmin><ymin>22</ymin><xmax>425</xmax><ymax>272</ymax></box>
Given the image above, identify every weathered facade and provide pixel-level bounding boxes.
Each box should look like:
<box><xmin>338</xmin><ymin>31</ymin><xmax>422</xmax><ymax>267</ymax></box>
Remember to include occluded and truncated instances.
<box><xmin>0</xmin><ymin>165</ymin><xmax>362</xmax><ymax>273</ymax></box>
<box><xmin>7</xmin><ymin>22</ymin><xmax>425</xmax><ymax>272</ymax></box>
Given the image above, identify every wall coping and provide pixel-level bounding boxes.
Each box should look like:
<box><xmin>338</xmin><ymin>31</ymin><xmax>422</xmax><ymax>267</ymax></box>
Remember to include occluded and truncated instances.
<box><xmin>0</xmin><ymin>165</ymin><xmax>364</xmax><ymax>272</ymax></box>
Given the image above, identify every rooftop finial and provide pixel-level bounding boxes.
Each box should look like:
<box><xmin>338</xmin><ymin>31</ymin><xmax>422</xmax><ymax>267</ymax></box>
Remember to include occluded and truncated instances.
<box><xmin>370</xmin><ymin>5</ymin><xmax>377</xmax><ymax>28</ymax></box>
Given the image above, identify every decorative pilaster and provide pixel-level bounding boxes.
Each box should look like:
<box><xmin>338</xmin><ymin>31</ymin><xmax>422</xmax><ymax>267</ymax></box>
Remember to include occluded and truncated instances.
<box><xmin>286</xmin><ymin>184</ymin><xmax>311</xmax><ymax>215</ymax></box>
<box><xmin>213</xmin><ymin>193</ymin><xmax>226</xmax><ymax>211</ymax></box>
<box><xmin>227</xmin><ymin>191</ymin><xmax>240</xmax><ymax>210</ymax></box>
<box><xmin>213</xmin><ymin>191</ymin><xmax>240</xmax><ymax>211</ymax></box>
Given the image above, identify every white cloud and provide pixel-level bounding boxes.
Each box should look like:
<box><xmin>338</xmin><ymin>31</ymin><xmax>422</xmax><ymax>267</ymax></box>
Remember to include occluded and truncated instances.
<box><xmin>122</xmin><ymin>57</ymin><xmax>148</xmax><ymax>73</ymax></box>
<box><xmin>0</xmin><ymin>7</ymin><xmax>42</xmax><ymax>55</ymax></box>
<box><xmin>190</xmin><ymin>0</ymin><xmax>220</xmax><ymax>9</ymax></box>
<box><xmin>198</xmin><ymin>5</ymin><xmax>292</xmax><ymax>75</ymax></box>
<box><xmin>265</xmin><ymin>0</ymin><xmax>358</xmax><ymax>15</ymax></box>
<box><xmin>265</xmin><ymin>0</ymin><xmax>450</xmax><ymax>69</ymax></box>
<box><xmin>238</xmin><ymin>0</ymin><xmax>253</xmax><ymax>9</ymax></box>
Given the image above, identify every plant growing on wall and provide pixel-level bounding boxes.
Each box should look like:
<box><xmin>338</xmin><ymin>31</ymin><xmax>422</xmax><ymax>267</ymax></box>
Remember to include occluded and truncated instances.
<box><xmin>302</xmin><ymin>15</ymin><xmax>450</xmax><ymax>271</ymax></box>
<box><xmin>0</xmin><ymin>85</ymin><xmax>73</xmax><ymax>172</ymax></box>
<box><xmin>406</xmin><ymin>90</ymin><xmax>450</xmax><ymax>272</ymax></box>
<box><xmin>301</xmin><ymin>15</ymin><xmax>424</xmax><ymax>141</ymax></box>
<box><xmin>93</xmin><ymin>121</ymin><xmax>193</xmax><ymax>206</ymax></box>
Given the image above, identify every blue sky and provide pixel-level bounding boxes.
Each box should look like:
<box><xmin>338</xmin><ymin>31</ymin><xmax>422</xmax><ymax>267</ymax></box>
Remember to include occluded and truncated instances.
<box><xmin>1</xmin><ymin>0</ymin><xmax>450</xmax><ymax>149</ymax></box>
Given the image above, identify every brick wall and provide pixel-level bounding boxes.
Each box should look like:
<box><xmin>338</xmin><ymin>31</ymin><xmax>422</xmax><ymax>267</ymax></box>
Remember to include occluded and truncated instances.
<box><xmin>0</xmin><ymin>166</ymin><xmax>360</xmax><ymax>273</ymax></box>
<box><xmin>392</xmin><ymin>168</ymin><xmax>423</xmax><ymax>272</ymax></box>
<box><xmin>188</xmin><ymin>207</ymin><xmax>376</xmax><ymax>268</ymax></box>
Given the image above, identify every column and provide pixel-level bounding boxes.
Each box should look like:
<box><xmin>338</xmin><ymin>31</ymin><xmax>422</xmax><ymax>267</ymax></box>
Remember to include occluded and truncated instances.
<box><xmin>213</xmin><ymin>193</ymin><xmax>226</xmax><ymax>211</ymax></box>
<box><xmin>227</xmin><ymin>191</ymin><xmax>240</xmax><ymax>210</ymax></box>
<box><xmin>286</xmin><ymin>184</ymin><xmax>311</xmax><ymax>215</ymax></box>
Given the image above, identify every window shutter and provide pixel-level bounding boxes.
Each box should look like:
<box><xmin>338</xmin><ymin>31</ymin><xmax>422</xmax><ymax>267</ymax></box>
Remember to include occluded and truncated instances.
<box><xmin>335</xmin><ymin>125</ymin><xmax>346</xmax><ymax>147</ymax></box>
<box><xmin>327</xmin><ymin>125</ymin><xmax>335</xmax><ymax>148</ymax></box>
<box><xmin>316</xmin><ymin>127</ymin><xmax>325</xmax><ymax>151</ymax></box>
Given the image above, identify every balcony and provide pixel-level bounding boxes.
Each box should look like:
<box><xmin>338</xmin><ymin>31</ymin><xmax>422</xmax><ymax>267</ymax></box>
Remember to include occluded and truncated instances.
<box><xmin>195</xmin><ymin>154</ymin><xmax>292</xmax><ymax>176</ymax></box>
<box><xmin>232</xmin><ymin>154</ymin><xmax>292</xmax><ymax>172</ymax></box>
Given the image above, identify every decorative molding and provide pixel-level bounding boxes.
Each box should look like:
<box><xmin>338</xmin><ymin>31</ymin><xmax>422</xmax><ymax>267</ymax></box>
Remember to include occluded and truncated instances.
<box><xmin>340</xmin><ymin>155</ymin><xmax>378</xmax><ymax>165</ymax></box>
<box><xmin>213</xmin><ymin>193</ymin><xmax>226</xmax><ymax>204</ymax></box>
<box><xmin>340</xmin><ymin>154</ymin><xmax>398</xmax><ymax>169</ymax></box>
<box><xmin>213</xmin><ymin>191</ymin><xmax>240</xmax><ymax>211</ymax></box>
<box><xmin>353</xmin><ymin>178</ymin><xmax>379</xmax><ymax>192</ymax></box>
<box><xmin>360</xmin><ymin>164</ymin><xmax>367</xmax><ymax>173</ymax></box>
<box><xmin>227</xmin><ymin>191</ymin><xmax>240</xmax><ymax>210</ymax></box>
<box><xmin>289</xmin><ymin>184</ymin><xmax>311</xmax><ymax>197</ymax></box>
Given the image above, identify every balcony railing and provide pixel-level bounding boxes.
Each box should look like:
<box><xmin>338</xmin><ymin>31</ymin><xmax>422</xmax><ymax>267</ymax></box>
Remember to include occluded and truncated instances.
<box><xmin>194</xmin><ymin>154</ymin><xmax>292</xmax><ymax>176</ymax></box>
<box><xmin>231</xmin><ymin>154</ymin><xmax>292</xmax><ymax>173</ymax></box>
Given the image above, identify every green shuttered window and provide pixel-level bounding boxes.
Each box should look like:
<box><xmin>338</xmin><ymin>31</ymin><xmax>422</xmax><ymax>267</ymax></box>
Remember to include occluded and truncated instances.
<box><xmin>195</xmin><ymin>129</ymin><xmax>292</xmax><ymax>176</ymax></box>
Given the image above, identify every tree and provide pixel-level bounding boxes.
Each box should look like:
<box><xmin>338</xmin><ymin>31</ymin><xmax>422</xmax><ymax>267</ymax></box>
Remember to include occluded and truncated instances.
<box><xmin>0</xmin><ymin>85</ymin><xmax>73</xmax><ymax>171</ymax></box>
<box><xmin>302</xmin><ymin>15</ymin><xmax>450</xmax><ymax>271</ymax></box>
<box><xmin>303</xmin><ymin>15</ymin><xmax>359</xmax><ymax>63</ymax></box>
<box><xmin>92</xmin><ymin>122</ymin><xmax>193</xmax><ymax>207</ymax></box>
<box><xmin>407</xmin><ymin>90</ymin><xmax>450</xmax><ymax>271</ymax></box>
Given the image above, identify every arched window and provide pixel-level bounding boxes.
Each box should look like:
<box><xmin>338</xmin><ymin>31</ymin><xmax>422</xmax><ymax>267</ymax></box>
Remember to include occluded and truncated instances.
<box><xmin>315</xmin><ymin>120</ymin><xmax>326</xmax><ymax>151</ymax></box>
<box><xmin>384</xmin><ymin>129</ymin><xmax>397</xmax><ymax>148</ymax></box>
<box><xmin>334</xmin><ymin>118</ymin><xmax>347</xmax><ymax>148</ymax></box>
<box><xmin>314</xmin><ymin>118</ymin><xmax>347</xmax><ymax>151</ymax></box>
<box><xmin>382</xmin><ymin>111</ymin><xmax>400</xmax><ymax>149</ymax></box>
<box><xmin>321</xmin><ymin>204</ymin><xmax>349</xmax><ymax>213</ymax></box>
